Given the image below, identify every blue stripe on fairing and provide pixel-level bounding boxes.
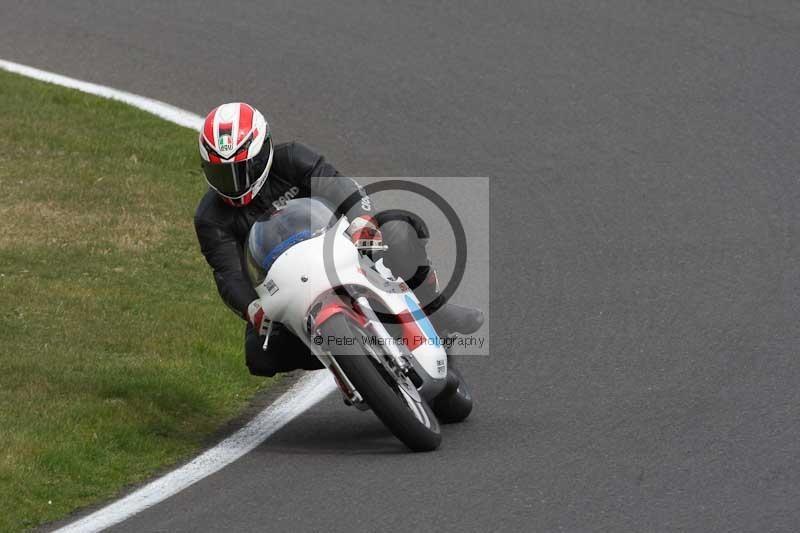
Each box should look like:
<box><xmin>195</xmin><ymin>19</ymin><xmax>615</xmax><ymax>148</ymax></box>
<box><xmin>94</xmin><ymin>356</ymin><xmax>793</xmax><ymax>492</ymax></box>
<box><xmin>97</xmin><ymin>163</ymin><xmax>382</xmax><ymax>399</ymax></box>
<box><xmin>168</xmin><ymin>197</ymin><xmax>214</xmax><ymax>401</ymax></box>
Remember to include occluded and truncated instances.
<box><xmin>260</xmin><ymin>230</ymin><xmax>314</xmax><ymax>274</ymax></box>
<box><xmin>404</xmin><ymin>294</ymin><xmax>442</xmax><ymax>346</ymax></box>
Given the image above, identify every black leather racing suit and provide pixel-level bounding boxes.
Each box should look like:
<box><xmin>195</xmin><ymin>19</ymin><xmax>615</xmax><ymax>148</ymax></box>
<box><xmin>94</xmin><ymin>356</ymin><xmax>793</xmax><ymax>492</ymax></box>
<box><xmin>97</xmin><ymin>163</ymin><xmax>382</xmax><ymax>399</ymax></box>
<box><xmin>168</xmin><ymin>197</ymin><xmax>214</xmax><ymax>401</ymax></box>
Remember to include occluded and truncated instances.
<box><xmin>194</xmin><ymin>141</ymin><xmax>431</xmax><ymax>376</ymax></box>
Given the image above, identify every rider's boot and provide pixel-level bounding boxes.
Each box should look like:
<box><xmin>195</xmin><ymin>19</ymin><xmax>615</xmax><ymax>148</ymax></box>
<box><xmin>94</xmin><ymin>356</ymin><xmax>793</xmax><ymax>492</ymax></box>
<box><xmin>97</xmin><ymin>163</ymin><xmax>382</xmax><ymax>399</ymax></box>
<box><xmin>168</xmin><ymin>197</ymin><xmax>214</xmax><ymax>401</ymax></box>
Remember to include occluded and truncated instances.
<box><xmin>411</xmin><ymin>268</ymin><xmax>484</xmax><ymax>337</ymax></box>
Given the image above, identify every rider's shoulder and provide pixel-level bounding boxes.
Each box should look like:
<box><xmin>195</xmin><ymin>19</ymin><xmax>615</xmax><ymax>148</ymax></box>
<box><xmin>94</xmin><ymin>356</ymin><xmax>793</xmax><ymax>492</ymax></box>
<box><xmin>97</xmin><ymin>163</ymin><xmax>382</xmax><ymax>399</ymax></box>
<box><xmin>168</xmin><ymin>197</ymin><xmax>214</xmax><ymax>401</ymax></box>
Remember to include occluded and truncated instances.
<box><xmin>194</xmin><ymin>188</ymin><xmax>225</xmax><ymax>224</ymax></box>
<box><xmin>273</xmin><ymin>141</ymin><xmax>322</xmax><ymax>170</ymax></box>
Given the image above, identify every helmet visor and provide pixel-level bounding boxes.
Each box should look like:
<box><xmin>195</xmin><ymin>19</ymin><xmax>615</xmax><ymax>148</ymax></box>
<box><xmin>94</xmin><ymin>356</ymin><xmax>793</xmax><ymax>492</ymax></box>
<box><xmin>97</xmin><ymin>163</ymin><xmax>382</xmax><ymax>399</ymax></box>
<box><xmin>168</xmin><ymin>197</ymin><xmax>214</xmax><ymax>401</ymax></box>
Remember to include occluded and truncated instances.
<box><xmin>202</xmin><ymin>138</ymin><xmax>272</xmax><ymax>197</ymax></box>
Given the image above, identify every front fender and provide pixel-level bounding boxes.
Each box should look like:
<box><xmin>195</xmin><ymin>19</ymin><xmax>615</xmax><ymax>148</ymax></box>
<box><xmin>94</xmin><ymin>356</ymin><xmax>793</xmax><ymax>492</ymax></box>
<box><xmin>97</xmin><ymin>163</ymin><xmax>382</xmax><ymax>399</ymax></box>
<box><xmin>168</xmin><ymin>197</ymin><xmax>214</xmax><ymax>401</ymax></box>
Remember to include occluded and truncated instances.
<box><xmin>312</xmin><ymin>298</ymin><xmax>367</xmax><ymax>330</ymax></box>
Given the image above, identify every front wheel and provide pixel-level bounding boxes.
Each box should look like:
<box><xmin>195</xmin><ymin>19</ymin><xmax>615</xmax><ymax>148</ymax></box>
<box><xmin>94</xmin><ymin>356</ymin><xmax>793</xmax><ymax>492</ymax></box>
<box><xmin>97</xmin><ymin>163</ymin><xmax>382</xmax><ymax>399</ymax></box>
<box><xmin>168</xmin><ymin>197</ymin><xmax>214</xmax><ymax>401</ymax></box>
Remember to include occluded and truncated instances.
<box><xmin>320</xmin><ymin>314</ymin><xmax>441</xmax><ymax>452</ymax></box>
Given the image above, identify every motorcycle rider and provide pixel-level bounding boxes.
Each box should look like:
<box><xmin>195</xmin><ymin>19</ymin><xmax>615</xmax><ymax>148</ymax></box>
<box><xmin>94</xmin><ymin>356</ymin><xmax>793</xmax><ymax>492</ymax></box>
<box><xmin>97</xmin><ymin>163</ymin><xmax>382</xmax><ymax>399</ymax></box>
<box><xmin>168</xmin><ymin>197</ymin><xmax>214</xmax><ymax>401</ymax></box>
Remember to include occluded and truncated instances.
<box><xmin>194</xmin><ymin>102</ymin><xmax>483</xmax><ymax>377</ymax></box>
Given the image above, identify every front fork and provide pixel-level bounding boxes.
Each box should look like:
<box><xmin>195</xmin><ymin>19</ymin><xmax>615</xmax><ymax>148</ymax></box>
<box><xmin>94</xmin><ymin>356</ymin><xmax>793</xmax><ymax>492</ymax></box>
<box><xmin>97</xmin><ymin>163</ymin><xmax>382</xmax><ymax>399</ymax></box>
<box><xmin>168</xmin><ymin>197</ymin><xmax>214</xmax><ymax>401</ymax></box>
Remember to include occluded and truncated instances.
<box><xmin>309</xmin><ymin>295</ymin><xmax>421</xmax><ymax>406</ymax></box>
<box><xmin>353</xmin><ymin>296</ymin><xmax>414</xmax><ymax>374</ymax></box>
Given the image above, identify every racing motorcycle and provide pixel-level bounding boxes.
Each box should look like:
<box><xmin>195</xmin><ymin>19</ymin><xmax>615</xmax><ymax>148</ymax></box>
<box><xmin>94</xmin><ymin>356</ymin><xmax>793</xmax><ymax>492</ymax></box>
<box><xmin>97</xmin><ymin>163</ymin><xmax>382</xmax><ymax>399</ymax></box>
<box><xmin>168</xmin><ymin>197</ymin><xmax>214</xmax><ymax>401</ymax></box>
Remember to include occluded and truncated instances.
<box><xmin>245</xmin><ymin>198</ymin><xmax>473</xmax><ymax>451</ymax></box>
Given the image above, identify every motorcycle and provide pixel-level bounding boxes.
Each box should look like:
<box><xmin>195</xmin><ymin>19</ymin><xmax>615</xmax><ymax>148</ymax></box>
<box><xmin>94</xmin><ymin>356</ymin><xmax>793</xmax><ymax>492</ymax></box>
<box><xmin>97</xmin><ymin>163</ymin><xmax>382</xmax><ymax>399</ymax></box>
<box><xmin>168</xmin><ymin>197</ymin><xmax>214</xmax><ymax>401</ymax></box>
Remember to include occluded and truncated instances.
<box><xmin>245</xmin><ymin>197</ymin><xmax>473</xmax><ymax>451</ymax></box>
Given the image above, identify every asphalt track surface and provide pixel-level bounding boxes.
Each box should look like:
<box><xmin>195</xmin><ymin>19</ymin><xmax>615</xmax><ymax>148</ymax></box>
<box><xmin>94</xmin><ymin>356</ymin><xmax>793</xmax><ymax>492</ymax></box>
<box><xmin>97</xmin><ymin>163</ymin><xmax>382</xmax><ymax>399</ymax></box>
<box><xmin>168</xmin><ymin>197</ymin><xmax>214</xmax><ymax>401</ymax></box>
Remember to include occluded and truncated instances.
<box><xmin>4</xmin><ymin>1</ymin><xmax>800</xmax><ymax>531</ymax></box>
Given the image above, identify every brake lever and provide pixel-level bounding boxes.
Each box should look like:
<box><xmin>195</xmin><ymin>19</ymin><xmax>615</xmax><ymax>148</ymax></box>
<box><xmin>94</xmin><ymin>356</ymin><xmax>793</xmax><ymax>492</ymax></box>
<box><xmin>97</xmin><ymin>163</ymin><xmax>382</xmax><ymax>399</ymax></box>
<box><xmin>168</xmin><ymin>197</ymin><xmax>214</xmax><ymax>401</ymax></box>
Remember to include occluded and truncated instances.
<box><xmin>261</xmin><ymin>320</ymin><xmax>274</xmax><ymax>351</ymax></box>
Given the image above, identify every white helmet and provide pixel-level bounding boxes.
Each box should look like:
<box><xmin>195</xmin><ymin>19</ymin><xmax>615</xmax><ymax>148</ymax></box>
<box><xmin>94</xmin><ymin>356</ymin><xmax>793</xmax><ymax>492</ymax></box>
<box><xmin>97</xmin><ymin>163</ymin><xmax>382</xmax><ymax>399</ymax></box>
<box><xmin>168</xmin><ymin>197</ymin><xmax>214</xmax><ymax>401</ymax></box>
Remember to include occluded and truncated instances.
<box><xmin>199</xmin><ymin>102</ymin><xmax>273</xmax><ymax>207</ymax></box>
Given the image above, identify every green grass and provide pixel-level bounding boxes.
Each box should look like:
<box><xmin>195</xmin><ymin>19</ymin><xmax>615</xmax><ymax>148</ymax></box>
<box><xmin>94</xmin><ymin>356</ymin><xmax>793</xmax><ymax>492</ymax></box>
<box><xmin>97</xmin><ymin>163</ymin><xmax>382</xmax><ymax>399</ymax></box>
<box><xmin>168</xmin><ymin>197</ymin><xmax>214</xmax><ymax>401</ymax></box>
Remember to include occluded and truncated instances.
<box><xmin>0</xmin><ymin>70</ymin><xmax>269</xmax><ymax>531</ymax></box>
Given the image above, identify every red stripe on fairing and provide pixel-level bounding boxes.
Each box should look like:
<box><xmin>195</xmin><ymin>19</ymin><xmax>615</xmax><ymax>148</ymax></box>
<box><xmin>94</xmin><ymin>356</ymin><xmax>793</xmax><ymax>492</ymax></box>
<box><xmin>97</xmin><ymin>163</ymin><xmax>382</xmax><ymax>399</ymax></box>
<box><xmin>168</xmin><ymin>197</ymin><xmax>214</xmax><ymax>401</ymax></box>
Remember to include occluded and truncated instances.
<box><xmin>397</xmin><ymin>310</ymin><xmax>425</xmax><ymax>351</ymax></box>
<box><xmin>203</xmin><ymin>107</ymin><xmax>217</xmax><ymax>145</ymax></box>
<box><xmin>315</xmin><ymin>303</ymin><xmax>367</xmax><ymax>328</ymax></box>
<box><xmin>238</xmin><ymin>103</ymin><xmax>253</xmax><ymax>143</ymax></box>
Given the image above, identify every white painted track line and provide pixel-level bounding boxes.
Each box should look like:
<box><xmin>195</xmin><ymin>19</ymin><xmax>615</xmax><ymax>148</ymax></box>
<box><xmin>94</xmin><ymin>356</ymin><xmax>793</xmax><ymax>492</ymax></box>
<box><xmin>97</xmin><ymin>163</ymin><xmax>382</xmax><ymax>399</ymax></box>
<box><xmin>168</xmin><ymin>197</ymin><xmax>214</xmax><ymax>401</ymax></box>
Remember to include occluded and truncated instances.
<box><xmin>55</xmin><ymin>372</ymin><xmax>336</xmax><ymax>533</ymax></box>
<box><xmin>0</xmin><ymin>59</ymin><xmax>203</xmax><ymax>130</ymax></box>
<box><xmin>0</xmin><ymin>59</ymin><xmax>337</xmax><ymax>533</ymax></box>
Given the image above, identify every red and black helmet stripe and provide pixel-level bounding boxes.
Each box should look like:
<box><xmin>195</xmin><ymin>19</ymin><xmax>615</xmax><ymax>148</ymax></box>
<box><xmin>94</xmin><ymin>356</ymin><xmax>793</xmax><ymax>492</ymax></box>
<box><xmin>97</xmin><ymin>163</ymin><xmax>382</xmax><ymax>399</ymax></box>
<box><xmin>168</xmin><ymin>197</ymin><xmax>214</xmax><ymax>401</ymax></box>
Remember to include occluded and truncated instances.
<box><xmin>199</xmin><ymin>102</ymin><xmax>272</xmax><ymax>207</ymax></box>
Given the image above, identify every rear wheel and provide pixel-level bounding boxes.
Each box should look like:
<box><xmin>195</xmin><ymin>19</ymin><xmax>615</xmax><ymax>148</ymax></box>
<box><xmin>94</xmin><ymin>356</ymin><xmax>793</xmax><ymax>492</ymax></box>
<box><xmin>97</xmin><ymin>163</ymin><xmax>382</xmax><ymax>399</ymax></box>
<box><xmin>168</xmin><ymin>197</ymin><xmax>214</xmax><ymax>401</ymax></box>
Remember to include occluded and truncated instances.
<box><xmin>320</xmin><ymin>314</ymin><xmax>441</xmax><ymax>452</ymax></box>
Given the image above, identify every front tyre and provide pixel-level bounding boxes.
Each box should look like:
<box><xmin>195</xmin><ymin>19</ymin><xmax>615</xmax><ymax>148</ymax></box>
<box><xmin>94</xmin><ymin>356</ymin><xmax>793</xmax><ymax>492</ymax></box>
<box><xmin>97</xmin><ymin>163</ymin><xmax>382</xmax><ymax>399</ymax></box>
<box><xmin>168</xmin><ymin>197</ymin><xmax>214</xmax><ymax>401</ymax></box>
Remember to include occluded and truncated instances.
<box><xmin>320</xmin><ymin>314</ymin><xmax>441</xmax><ymax>452</ymax></box>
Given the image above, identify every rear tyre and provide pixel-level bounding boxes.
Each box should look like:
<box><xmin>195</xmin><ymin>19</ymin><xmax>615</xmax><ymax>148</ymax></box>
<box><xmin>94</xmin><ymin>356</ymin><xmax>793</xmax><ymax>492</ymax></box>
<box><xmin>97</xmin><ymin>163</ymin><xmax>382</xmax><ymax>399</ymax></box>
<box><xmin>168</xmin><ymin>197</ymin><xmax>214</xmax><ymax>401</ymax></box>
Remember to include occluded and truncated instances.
<box><xmin>320</xmin><ymin>314</ymin><xmax>441</xmax><ymax>452</ymax></box>
<box><xmin>432</xmin><ymin>367</ymin><xmax>473</xmax><ymax>423</ymax></box>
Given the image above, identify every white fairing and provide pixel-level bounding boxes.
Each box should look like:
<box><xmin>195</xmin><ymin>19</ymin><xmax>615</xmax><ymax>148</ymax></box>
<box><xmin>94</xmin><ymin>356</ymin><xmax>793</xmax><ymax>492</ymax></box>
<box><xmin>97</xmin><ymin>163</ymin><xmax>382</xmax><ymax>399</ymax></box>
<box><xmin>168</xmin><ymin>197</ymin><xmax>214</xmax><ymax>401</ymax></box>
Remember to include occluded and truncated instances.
<box><xmin>254</xmin><ymin>218</ymin><xmax>448</xmax><ymax>382</ymax></box>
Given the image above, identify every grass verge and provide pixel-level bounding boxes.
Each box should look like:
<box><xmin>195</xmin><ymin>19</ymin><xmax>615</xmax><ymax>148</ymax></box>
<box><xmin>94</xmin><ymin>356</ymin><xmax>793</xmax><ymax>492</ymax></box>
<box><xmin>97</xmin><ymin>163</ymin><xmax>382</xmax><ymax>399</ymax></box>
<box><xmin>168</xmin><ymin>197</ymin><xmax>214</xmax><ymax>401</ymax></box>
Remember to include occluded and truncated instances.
<box><xmin>0</xmin><ymin>70</ymin><xmax>268</xmax><ymax>531</ymax></box>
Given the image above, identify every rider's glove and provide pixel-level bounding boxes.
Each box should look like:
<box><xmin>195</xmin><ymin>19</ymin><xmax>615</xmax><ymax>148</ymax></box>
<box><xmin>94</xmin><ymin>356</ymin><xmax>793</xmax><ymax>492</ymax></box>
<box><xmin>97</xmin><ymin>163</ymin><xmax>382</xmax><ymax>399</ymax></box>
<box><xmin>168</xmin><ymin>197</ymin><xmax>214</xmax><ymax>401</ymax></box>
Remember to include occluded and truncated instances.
<box><xmin>347</xmin><ymin>215</ymin><xmax>385</xmax><ymax>252</ymax></box>
<box><xmin>246</xmin><ymin>300</ymin><xmax>271</xmax><ymax>337</ymax></box>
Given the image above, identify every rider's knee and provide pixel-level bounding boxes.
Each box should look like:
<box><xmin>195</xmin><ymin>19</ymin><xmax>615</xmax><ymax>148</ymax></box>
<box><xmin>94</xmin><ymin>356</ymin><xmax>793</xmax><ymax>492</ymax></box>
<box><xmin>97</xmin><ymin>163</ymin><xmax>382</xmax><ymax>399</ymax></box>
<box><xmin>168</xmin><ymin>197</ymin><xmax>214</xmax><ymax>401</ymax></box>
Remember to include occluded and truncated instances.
<box><xmin>243</xmin><ymin>325</ymin><xmax>323</xmax><ymax>376</ymax></box>
<box><xmin>245</xmin><ymin>336</ymin><xmax>278</xmax><ymax>377</ymax></box>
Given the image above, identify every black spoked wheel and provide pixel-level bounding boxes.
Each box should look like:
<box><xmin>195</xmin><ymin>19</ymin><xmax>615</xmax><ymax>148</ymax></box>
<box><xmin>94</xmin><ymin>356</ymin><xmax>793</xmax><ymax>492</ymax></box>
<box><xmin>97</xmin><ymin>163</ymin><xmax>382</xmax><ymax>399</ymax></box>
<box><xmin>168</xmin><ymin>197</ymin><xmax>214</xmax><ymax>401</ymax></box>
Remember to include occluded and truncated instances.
<box><xmin>320</xmin><ymin>314</ymin><xmax>441</xmax><ymax>452</ymax></box>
